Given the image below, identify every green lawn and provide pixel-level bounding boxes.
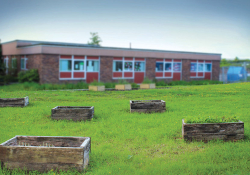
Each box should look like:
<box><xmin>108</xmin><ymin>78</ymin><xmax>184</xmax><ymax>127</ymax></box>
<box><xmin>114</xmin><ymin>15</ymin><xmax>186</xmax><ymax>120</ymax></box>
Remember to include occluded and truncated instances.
<box><xmin>0</xmin><ymin>83</ymin><xmax>250</xmax><ymax>175</ymax></box>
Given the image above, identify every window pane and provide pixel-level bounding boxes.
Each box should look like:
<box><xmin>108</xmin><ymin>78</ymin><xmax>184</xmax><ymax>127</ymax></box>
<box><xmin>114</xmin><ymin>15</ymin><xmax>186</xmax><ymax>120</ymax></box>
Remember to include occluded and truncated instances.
<box><xmin>173</xmin><ymin>63</ymin><xmax>181</xmax><ymax>72</ymax></box>
<box><xmin>74</xmin><ymin>61</ymin><xmax>84</xmax><ymax>71</ymax></box>
<box><xmin>198</xmin><ymin>64</ymin><xmax>204</xmax><ymax>72</ymax></box>
<box><xmin>87</xmin><ymin>61</ymin><xmax>99</xmax><ymax>72</ymax></box>
<box><xmin>165</xmin><ymin>63</ymin><xmax>172</xmax><ymax>71</ymax></box>
<box><xmin>190</xmin><ymin>63</ymin><xmax>197</xmax><ymax>72</ymax></box>
<box><xmin>12</xmin><ymin>59</ymin><xmax>17</xmax><ymax>68</ymax></box>
<box><xmin>113</xmin><ymin>61</ymin><xmax>123</xmax><ymax>71</ymax></box>
<box><xmin>124</xmin><ymin>62</ymin><xmax>133</xmax><ymax>71</ymax></box>
<box><xmin>60</xmin><ymin>60</ymin><xmax>72</xmax><ymax>71</ymax></box>
<box><xmin>156</xmin><ymin>62</ymin><xmax>163</xmax><ymax>71</ymax></box>
<box><xmin>205</xmin><ymin>64</ymin><xmax>212</xmax><ymax>72</ymax></box>
<box><xmin>134</xmin><ymin>62</ymin><xmax>145</xmax><ymax>72</ymax></box>
<box><xmin>21</xmin><ymin>59</ymin><xmax>25</xmax><ymax>69</ymax></box>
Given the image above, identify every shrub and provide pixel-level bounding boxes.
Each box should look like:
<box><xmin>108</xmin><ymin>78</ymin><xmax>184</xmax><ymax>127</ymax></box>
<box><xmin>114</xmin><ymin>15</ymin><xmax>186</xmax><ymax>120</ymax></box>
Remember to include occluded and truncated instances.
<box><xmin>142</xmin><ymin>77</ymin><xmax>154</xmax><ymax>84</ymax></box>
<box><xmin>105</xmin><ymin>82</ymin><xmax>116</xmax><ymax>88</ymax></box>
<box><xmin>156</xmin><ymin>80</ymin><xmax>166</xmax><ymax>86</ymax></box>
<box><xmin>131</xmin><ymin>83</ymin><xmax>139</xmax><ymax>88</ymax></box>
<box><xmin>117</xmin><ymin>79</ymin><xmax>129</xmax><ymax>84</ymax></box>
<box><xmin>89</xmin><ymin>80</ymin><xmax>104</xmax><ymax>86</ymax></box>
<box><xmin>18</xmin><ymin>69</ymin><xmax>39</xmax><ymax>83</ymax></box>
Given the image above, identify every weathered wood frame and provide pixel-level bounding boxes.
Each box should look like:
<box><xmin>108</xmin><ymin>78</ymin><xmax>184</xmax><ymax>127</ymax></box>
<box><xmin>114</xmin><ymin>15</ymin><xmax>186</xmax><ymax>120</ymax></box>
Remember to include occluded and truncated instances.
<box><xmin>182</xmin><ymin>119</ymin><xmax>244</xmax><ymax>141</ymax></box>
<box><xmin>51</xmin><ymin>106</ymin><xmax>94</xmax><ymax>121</ymax></box>
<box><xmin>115</xmin><ymin>84</ymin><xmax>132</xmax><ymax>90</ymax></box>
<box><xmin>88</xmin><ymin>85</ymin><xmax>105</xmax><ymax>91</ymax></box>
<box><xmin>0</xmin><ymin>136</ymin><xmax>91</xmax><ymax>172</ymax></box>
<box><xmin>0</xmin><ymin>96</ymin><xmax>29</xmax><ymax>107</ymax></box>
<box><xmin>140</xmin><ymin>84</ymin><xmax>155</xmax><ymax>89</ymax></box>
<box><xmin>130</xmin><ymin>100</ymin><xmax>166</xmax><ymax>113</ymax></box>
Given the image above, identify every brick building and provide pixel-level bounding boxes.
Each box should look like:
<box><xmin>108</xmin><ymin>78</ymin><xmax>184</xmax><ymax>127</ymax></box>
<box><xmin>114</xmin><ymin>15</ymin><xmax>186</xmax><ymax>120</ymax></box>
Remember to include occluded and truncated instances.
<box><xmin>1</xmin><ymin>40</ymin><xmax>221</xmax><ymax>84</ymax></box>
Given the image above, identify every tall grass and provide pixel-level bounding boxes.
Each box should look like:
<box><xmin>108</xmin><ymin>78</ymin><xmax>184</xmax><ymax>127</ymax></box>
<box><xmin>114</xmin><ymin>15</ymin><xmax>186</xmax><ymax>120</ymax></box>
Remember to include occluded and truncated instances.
<box><xmin>0</xmin><ymin>82</ymin><xmax>249</xmax><ymax>174</ymax></box>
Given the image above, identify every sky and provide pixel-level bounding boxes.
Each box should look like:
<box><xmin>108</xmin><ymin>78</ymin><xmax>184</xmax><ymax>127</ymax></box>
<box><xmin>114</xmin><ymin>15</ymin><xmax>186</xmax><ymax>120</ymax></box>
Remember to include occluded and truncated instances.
<box><xmin>0</xmin><ymin>0</ymin><xmax>249</xmax><ymax>59</ymax></box>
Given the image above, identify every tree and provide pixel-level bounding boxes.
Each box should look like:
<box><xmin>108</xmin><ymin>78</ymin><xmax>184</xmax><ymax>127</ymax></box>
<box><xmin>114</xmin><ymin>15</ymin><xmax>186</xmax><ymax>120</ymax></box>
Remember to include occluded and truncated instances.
<box><xmin>87</xmin><ymin>32</ymin><xmax>102</xmax><ymax>46</ymax></box>
<box><xmin>234</xmin><ymin>57</ymin><xmax>239</xmax><ymax>62</ymax></box>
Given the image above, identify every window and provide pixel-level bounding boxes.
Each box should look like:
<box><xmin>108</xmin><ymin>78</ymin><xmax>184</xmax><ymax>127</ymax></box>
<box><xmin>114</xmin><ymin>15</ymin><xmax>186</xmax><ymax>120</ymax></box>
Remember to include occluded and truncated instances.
<box><xmin>4</xmin><ymin>58</ymin><xmax>8</xmax><ymax>68</ymax></box>
<box><xmin>156</xmin><ymin>62</ymin><xmax>163</xmax><ymax>71</ymax></box>
<box><xmin>190</xmin><ymin>60</ymin><xmax>212</xmax><ymax>77</ymax></box>
<box><xmin>21</xmin><ymin>58</ymin><xmax>27</xmax><ymax>70</ymax></box>
<box><xmin>134</xmin><ymin>62</ymin><xmax>145</xmax><ymax>72</ymax></box>
<box><xmin>205</xmin><ymin>64</ymin><xmax>212</xmax><ymax>72</ymax></box>
<box><xmin>74</xmin><ymin>61</ymin><xmax>84</xmax><ymax>71</ymax></box>
<box><xmin>113</xmin><ymin>61</ymin><xmax>123</xmax><ymax>71</ymax></box>
<box><xmin>124</xmin><ymin>62</ymin><xmax>133</xmax><ymax>71</ymax></box>
<box><xmin>87</xmin><ymin>60</ymin><xmax>99</xmax><ymax>72</ymax></box>
<box><xmin>12</xmin><ymin>58</ymin><xmax>17</xmax><ymax>68</ymax></box>
<box><xmin>173</xmin><ymin>63</ymin><xmax>181</xmax><ymax>72</ymax></box>
<box><xmin>60</xmin><ymin>60</ymin><xmax>72</xmax><ymax>71</ymax></box>
<box><xmin>190</xmin><ymin>63</ymin><xmax>197</xmax><ymax>72</ymax></box>
<box><xmin>198</xmin><ymin>63</ymin><xmax>204</xmax><ymax>72</ymax></box>
<box><xmin>165</xmin><ymin>63</ymin><xmax>172</xmax><ymax>71</ymax></box>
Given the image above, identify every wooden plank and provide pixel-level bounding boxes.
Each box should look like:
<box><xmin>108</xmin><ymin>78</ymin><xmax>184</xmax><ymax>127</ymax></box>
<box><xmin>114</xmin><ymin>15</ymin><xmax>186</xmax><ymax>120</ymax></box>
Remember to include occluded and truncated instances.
<box><xmin>0</xmin><ymin>136</ymin><xmax>91</xmax><ymax>172</ymax></box>
<box><xmin>182</xmin><ymin>119</ymin><xmax>244</xmax><ymax>141</ymax></box>
<box><xmin>0</xmin><ymin>96</ymin><xmax>29</xmax><ymax>107</ymax></box>
<box><xmin>51</xmin><ymin>106</ymin><xmax>94</xmax><ymax>121</ymax></box>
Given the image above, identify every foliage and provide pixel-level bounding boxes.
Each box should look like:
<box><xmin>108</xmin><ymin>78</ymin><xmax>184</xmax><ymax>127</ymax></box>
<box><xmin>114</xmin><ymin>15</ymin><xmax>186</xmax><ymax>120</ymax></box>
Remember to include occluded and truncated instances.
<box><xmin>0</xmin><ymin>74</ymin><xmax>18</xmax><ymax>84</ymax></box>
<box><xmin>234</xmin><ymin>57</ymin><xmax>240</xmax><ymax>62</ymax></box>
<box><xmin>168</xmin><ymin>80</ymin><xmax>222</xmax><ymax>86</ymax></box>
<box><xmin>155</xmin><ymin>80</ymin><xmax>166</xmax><ymax>86</ymax></box>
<box><xmin>142</xmin><ymin>77</ymin><xmax>154</xmax><ymax>84</ymax></box>
<box><xmin>87</xmin><ymin>32</ymin><xmax>102</xmax><ymax>46</ymax></box>
<box><xmin>89</xmin><ymin>80</ymin><xmax>104</xmax><ymax>86</ymax></box>
<box><xmin>184</xmin><ymin>116</ymin><xmax>239</xmax><ymax>124</ymax></box>
<box><xmin>104</xmin><ymin>82</ymin><xmax>116</xmax><ymax>88</ymax></box>
<box><xmin>131</xmin><ymin>83</ymin><xmax>139</xmax><ymax>88</ymax></box>
<box><xmin>18</xmin><ymin>69</ymin><xmax>39</xmax><ymax>83</ymax></box>
<box><xmin>0</xmin><ymin>83</ymin><xmax>249</xmax><ymax>174</ymax></box>
<box><xmin>118</xmin><ymin>79</ymin><xmax>129</xmax><ymax>84</ymax></box>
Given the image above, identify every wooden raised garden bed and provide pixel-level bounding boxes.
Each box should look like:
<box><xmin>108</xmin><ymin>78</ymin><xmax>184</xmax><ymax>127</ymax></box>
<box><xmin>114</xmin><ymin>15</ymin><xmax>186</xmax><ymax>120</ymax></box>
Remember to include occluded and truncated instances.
<box><xmin>0</xmin><ymin>136</ymin><xmax>91</xmax><ymax>172</ymax></box>
<box><xmin>115</xmin><ymin>84</ymin><xmax>132</xmax><ymax>90</ymax></box>
<box><xmin>130</xmin><ymin>100</ymin><xmax>166</xmax><ymax>113</ymax></box>
<box><xmin>182</xmin><ymin>119</ymin><xmax>244</xmax><ymax>141</ymax></box>
<box><xmin>0</xmin><ymin>96</ymin><xmax>29</xmax><ymax>107</ymax></box>
<box><xmin>51</xmin><ymin>106</ymin><xmax>94</xmax><ymax>121</ymax></box>
<box><xmin>140</xmin><ymin>83</ymin><xmax>155</xmax><ymax>89</ymax></box>
<box><xmin>89</xmin><ymin>85</ymin><xmax>105</xmax><ymax>91</ymax></box>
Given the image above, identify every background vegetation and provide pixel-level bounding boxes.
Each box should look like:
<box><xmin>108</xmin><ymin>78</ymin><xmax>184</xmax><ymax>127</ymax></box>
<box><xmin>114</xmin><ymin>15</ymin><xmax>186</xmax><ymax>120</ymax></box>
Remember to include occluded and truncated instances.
<box><xmin>0</xmin><ymin>82</ymin><xmax>249</xmax><ymax>174</ymax></box>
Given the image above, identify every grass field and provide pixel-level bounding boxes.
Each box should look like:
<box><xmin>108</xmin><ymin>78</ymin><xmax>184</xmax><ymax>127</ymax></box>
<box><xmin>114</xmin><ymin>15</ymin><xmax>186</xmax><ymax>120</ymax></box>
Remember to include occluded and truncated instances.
<box><xmin>0</xmin><ymin>83</ymin><xmax>250</xmax><ymax>175</ymax></box>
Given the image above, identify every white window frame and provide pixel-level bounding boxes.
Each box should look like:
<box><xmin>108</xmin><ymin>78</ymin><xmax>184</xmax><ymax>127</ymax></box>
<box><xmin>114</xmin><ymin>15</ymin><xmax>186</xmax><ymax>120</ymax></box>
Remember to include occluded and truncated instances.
<box><xmin>21</xmin><ymin>57</ymin><xmax>28</xmax><ymax>70</ymax></box>
<box><xmin>134</xmin><ymin>61</ymin><xmax>145</xmax><ymax>72</ymax></box>
<box><xmin>164</xmin><ymin>62</ymin><xmax>172</xmax><ymax>72</ymax></box>
<box><xmin>4</xmin><ymin>57</ymin><xmax>9</xmax><ymax>74</ymax></box>
<box><xmin>113</xmin><ymin>61</ymin><xmax>123</xmax><ymax>72</ymax></box>
<box><xmin>59</xmin><ymin>55</ymin><xmax>100</xmax><ymax>80</ymax></box>
<box><xmin>12</xmin><ymin>57</ymin><xmax>17</xmax><ymax>68</ymax></box>
<box><xmin>86</xmin><ymin>59</ymin><xmax>99</xmax><ymax>72</ymax></box>
<box><xmin>123</xmin><ymin>60</ymin><xmax>134</xmax><ymax>72</ymax></box>
<box><xmin>205</xmin><ymin>63</ymin><xmax>212</xmax><ymax>72</ymax></box>
<box><xmin>190</xmin><ymin>60</ymin><xmax>212</xmax><ymax>78</ymax></box>
<box><xmin>112</xmin><ymin>57</ymin><xmax>146</xmax><ymax>79</ymax></box>
<box><xmin>155</xmin><ymin>59</ymin><xmax>182</xmax><ymax>79</ymax></box>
